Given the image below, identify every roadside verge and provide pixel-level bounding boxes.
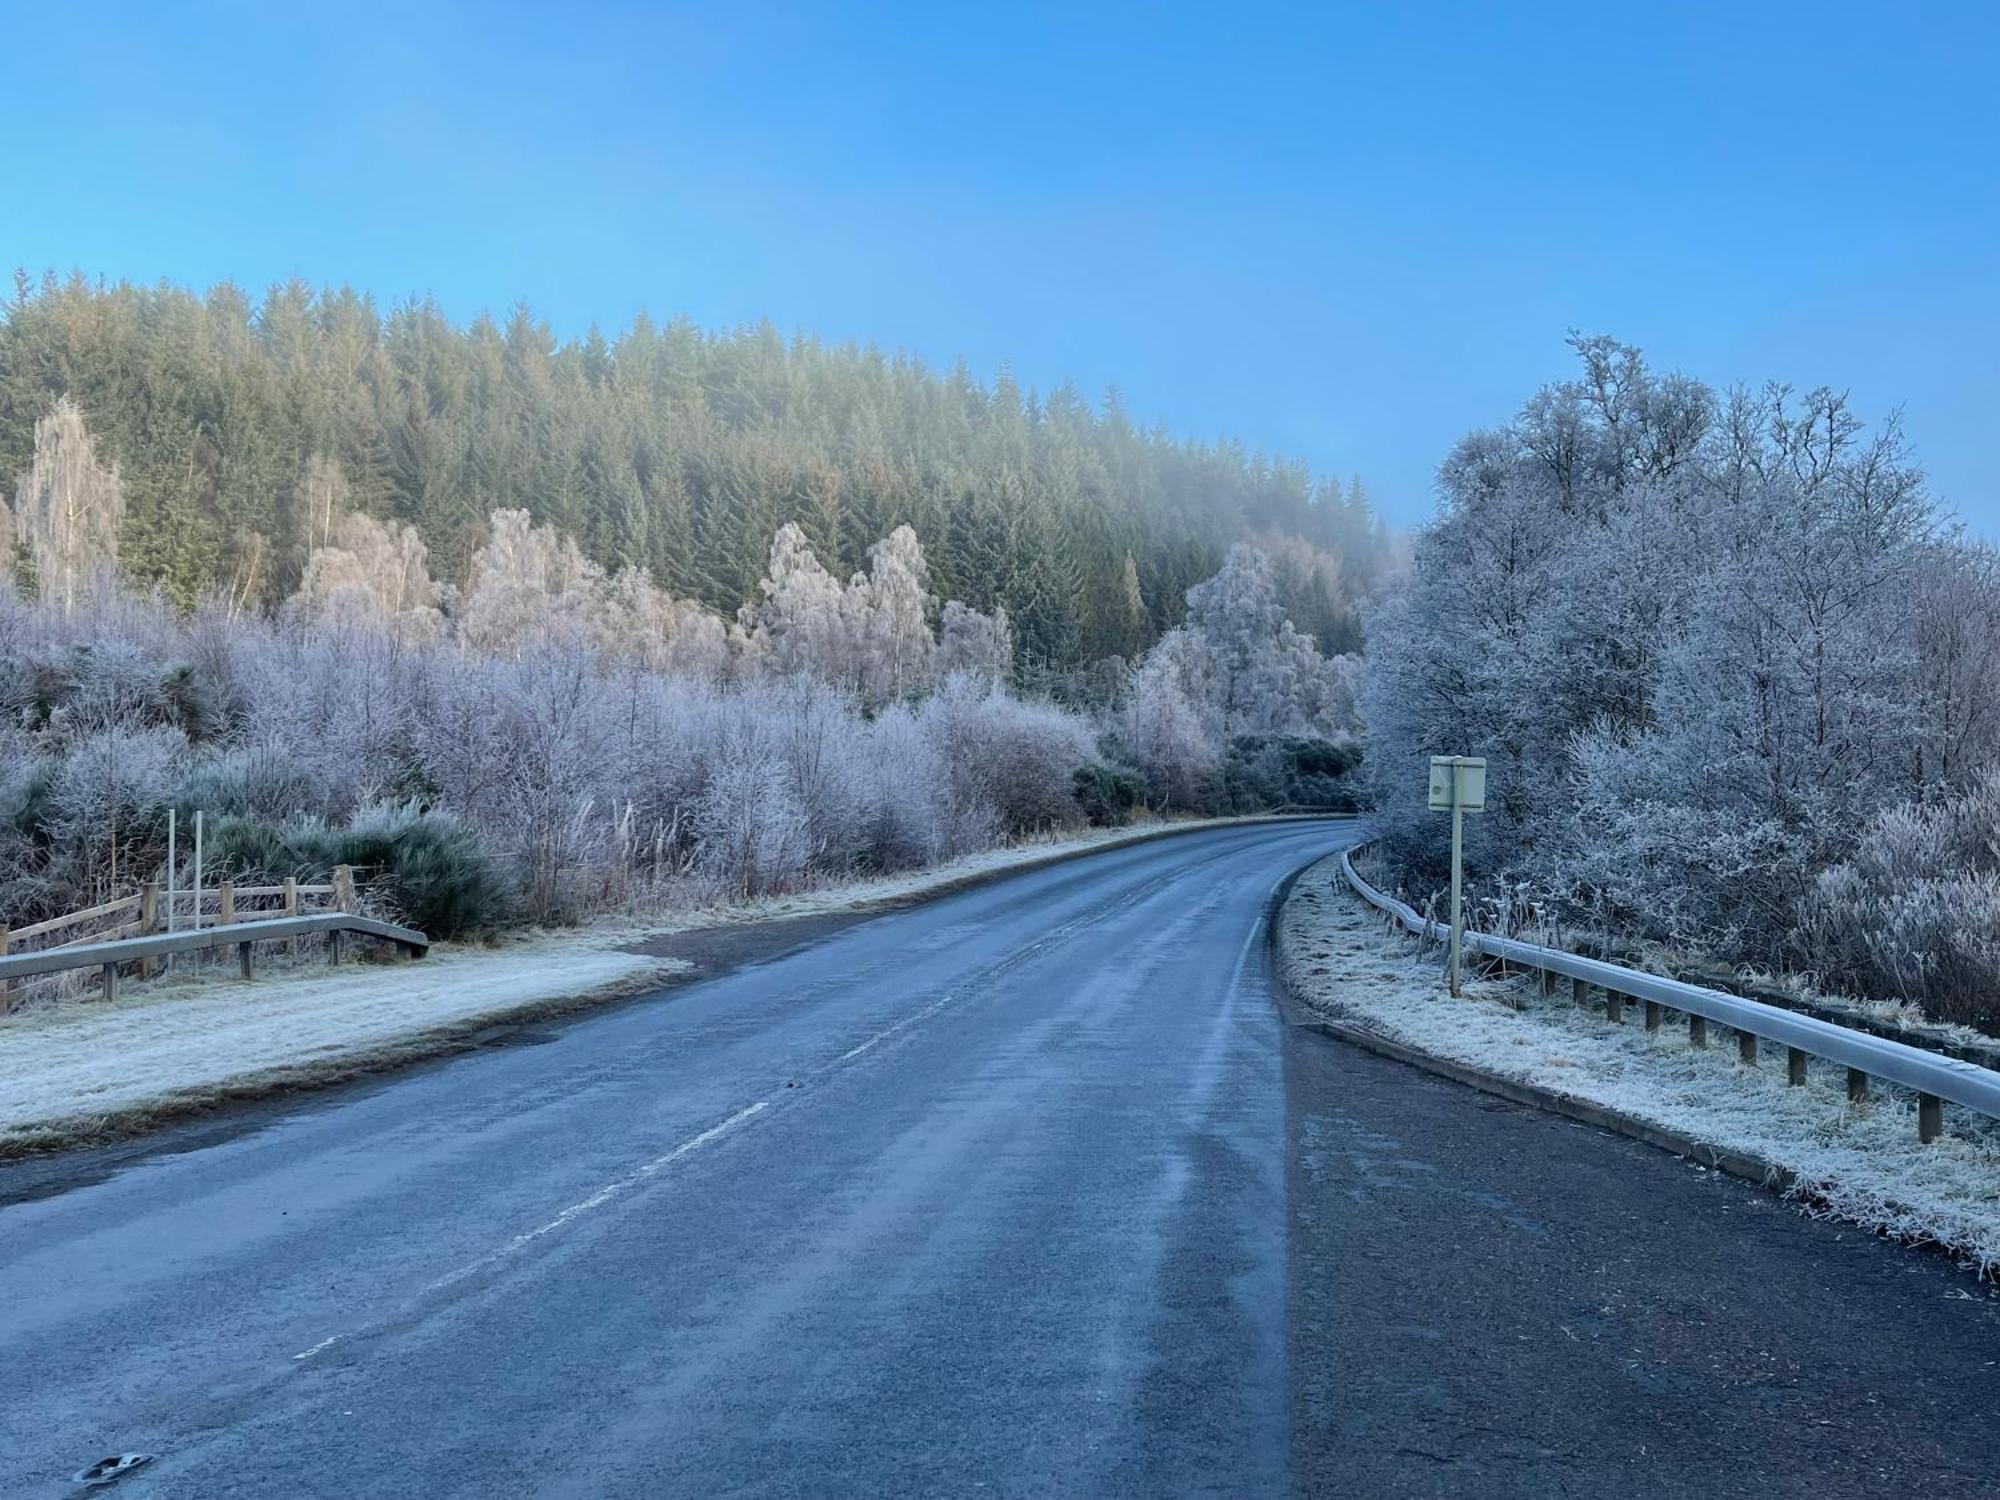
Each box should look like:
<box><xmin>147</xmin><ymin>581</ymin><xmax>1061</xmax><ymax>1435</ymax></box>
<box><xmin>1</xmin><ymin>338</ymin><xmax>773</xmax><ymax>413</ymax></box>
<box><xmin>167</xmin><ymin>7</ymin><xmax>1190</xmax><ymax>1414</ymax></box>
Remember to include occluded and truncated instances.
<box><xmin>1272</xmin><ymin>853</ymin><xmax>2000</xmax><ymax>1276</ymax></box>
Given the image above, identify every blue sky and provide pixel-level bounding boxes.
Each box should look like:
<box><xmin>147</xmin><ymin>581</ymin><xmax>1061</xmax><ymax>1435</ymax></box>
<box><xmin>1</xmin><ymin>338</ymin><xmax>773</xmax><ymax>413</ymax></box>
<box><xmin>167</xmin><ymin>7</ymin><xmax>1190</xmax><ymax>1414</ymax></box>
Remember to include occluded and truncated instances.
<box><xmin>2</xmin><ymin>1</ymin><xmax>1994</xmax><ymax>531</ymax></box>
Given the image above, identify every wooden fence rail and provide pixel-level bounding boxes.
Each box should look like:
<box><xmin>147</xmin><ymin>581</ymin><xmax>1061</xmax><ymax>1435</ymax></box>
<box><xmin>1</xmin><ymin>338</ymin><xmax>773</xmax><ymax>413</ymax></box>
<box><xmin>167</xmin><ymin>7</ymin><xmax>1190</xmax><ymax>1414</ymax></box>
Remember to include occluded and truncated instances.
<box><xmin>2</xmin><ymin>867</ymin><xmax>359</xmax><ymax>964</ymax></box>
<box><xmin>0</xmin><ymin>911</ymin><xmax>428</xmax><ymax>1002</ymax></box>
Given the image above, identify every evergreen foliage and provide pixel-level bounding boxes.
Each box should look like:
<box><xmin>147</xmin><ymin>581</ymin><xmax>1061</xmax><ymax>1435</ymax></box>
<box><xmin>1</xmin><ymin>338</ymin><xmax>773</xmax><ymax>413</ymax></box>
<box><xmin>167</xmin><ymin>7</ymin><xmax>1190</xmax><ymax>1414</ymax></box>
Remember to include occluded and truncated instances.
<box><xmin>0</xmin><ymin>274</ymin><xmax>1393</xmax><ymax>672</ymax></box>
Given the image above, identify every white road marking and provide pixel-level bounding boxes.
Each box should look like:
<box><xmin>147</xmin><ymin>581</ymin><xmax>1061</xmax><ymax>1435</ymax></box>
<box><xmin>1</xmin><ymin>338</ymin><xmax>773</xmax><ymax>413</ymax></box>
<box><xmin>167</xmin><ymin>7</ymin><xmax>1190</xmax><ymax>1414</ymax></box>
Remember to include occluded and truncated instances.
<box><xmin>839</xmin><ymin>991</ymin><xmax>957</xmax><ymax>1061</ymax></box>
<box><xmin>290</xmin><ymin>1101</ymin><xmax>770</xmax><ymax>1360</ymax></box>
<box><xmin>288</xmin><ymin>840</ymin><xmax>1310</xmax><ymax>1365</ymax></box>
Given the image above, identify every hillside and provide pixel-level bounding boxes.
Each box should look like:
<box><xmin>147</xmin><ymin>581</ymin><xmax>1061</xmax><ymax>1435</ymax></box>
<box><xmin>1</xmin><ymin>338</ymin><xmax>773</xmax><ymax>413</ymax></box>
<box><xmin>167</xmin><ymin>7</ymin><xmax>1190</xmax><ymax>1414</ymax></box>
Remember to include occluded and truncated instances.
<box><xmin>0</xmin><ymin>272</ymin><xmax>1392</xmax><ymax>677</ymax></box>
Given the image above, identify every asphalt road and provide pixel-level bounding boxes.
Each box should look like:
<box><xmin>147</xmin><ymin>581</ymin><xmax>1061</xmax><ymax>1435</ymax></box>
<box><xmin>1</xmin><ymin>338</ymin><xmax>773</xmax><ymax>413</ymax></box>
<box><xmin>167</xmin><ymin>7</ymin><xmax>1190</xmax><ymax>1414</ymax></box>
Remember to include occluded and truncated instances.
<box><xmin>2</xmin><ymin>819</ymin><xmax>1997</xmax><ymax>1498</ymax></box>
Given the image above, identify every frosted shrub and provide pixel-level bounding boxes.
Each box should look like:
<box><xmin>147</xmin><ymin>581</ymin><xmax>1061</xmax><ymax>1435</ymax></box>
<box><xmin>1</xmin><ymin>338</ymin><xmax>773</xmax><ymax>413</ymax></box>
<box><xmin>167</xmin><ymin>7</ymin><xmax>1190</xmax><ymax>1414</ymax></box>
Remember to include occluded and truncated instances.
<box><xmin>695</xmin><ymin>757</ymin><xmax>812</xmax><ymax>898</ymax></box>
<box><xmin>1809</xmin><ymin>779</ymin><xmax>2000</xmax><ymax>1029</ymax></box>
<box><xmin>919</xmin><ymin>675</ymin><xmax>1096</xmax><ymax>838</ymax></box>
<box><xmin>857</xmin><ymin>704</ymin><xmax>956</xmax><ymax>870</ymax></box>
<box><xmin>47</xmin><ymin>722</ymin><xmax>183</xmax><ymax>892</ymax></box>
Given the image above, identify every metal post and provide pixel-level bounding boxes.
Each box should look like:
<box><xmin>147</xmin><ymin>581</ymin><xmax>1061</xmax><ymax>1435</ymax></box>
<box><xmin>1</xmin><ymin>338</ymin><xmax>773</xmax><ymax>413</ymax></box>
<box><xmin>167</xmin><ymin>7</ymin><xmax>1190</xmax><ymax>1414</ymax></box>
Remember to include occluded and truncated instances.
<box><xmin>165</xmin><ymin>808</ymin><xmax>177</xmax><ymax>975</ymax></box>
<box><xmin>101</xmin><ymin>961</ymin><xmax>117</xmax><ymax>1002</ymax></box>
<box><xmin>166</xmin><ymin>810</ymin><xmax>177</xmax><ymax>933</ymax></box>
<box><xmin>1448</xmin><ymin>804</ymin><xmax>1463</xmax><ymax>997</ymax></box>
<box><xmin>238</xmin><ymin>940</ymin><xmax>253</xmax><ymax>981</ymax></box>
<box><xmin>192</xmin><ymin>812</ymin><xmax>204</xmax><ymax>934</ymax></box>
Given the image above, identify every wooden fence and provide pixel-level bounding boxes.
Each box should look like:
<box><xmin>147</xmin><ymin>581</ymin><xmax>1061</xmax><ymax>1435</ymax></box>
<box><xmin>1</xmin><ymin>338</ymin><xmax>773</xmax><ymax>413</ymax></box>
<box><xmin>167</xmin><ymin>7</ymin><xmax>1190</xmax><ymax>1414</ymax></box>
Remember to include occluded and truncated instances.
<box><xmin>0</xmin><ymin>865</ymin><xmax>399</xmax><ymax>1004</ymax></box>
<box><xmin>1</xmin><ymin>866</ymin><xmax>357</xmax><ymax>965</ymax></box>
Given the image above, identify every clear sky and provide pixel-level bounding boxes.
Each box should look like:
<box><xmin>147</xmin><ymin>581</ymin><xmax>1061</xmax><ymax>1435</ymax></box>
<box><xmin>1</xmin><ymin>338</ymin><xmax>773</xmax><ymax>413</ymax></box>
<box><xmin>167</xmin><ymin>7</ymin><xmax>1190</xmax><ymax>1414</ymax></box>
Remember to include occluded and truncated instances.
<box><xmin>3</xmin><ymin>1</ymin><xmax>1995</xmax><ymax>531</ymax></box>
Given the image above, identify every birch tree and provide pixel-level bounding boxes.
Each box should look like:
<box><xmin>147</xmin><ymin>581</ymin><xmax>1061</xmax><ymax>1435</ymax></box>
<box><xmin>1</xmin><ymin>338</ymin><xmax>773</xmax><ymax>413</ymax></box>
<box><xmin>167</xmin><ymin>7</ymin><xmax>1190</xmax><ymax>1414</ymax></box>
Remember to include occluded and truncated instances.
<box><xmin>13</xmin><ymin>397</ymin><xmax>124</xmax><ymax>611</ymax></box>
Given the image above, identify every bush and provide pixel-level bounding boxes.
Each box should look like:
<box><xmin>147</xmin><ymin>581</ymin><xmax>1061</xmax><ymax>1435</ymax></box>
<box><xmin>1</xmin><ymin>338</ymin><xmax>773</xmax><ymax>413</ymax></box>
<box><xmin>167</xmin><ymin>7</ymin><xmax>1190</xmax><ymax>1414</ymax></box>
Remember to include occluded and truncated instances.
<box><xmin>1218</xmin><ymin>735</ymin><xmax>1361</xmax><ymax>813</ymax></box>
<box><xmin>1806</xmin><ymin>777</ymin><xmax>2000</xmax><ymax>1031</ymax></box>
<box><xmin>1072</xmin><ymin>764</ymin><xmax>1143</xmax><ymax>827</ymax></box>
<box><xmin>340</xmin><ymin>804</ymin><xmax>506</xmax><ymax>939</ymax></box>
<box><xmin>204</xmin><ymin>803</ymin><xmax>504</xmax><ymax>940</ymax></box>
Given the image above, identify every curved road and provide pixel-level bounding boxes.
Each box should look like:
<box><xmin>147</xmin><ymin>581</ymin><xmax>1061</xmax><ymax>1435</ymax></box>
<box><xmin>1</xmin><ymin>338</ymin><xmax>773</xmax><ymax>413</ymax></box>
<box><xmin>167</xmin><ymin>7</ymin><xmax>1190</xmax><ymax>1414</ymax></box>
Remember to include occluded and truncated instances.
<box><xmin>2</xmin><ymin>821</ymin><xmax>1997</xmax><ymax>1497</ymax></box>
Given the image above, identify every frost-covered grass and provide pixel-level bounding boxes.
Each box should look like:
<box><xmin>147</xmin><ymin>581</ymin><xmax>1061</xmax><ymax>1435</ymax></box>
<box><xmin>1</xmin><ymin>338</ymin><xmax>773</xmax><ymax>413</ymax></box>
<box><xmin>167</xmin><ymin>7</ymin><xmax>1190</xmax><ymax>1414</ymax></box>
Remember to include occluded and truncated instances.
<box><xmin>0</xmin><ymin>814</ymin><xmax>1295</xmax><ymax>1152</ymax></box>
<box><xmin>1280</xmin><ymin>856</ymin><xmax>2000</xmax><ymax>1276</ymax></box>
<box><xmin>0</xmin><ymin>932</ymin><xmax>687</xmax><ymax>1153</ymax></box>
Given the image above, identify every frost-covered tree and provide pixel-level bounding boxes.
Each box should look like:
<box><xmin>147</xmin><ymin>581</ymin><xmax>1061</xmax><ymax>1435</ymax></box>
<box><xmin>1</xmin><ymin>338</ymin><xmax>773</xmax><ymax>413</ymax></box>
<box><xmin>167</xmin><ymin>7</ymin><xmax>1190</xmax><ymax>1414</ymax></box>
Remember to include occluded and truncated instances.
<box><xmin>1117</xmin><ymin>544</ymin><xmax>1360</xmax><ymax>809</ymax></box>
<box><xmin>936</xmin><ymin>600</ymin><xmax>1014</xmax><ymax>687</ymax></box>
<box><xmin>12</xmin><ymin>397</ymin><xmax>124</xmax><ymax>612</ymax></box>
<box><xmin>740</xmin><ymin>522</ymin><xmax>854</xmax><ymax>685</ymax></box>
<box><xmin>1364</xmin><ymin>334</ymin><xmax>1975</xmax><ymax>979</ymax></box>
<box><xmin>295</xmin><ymin>511</ymin><xmax>443</xmax><ymax>639</ymax></box>
<box><xmin>457</xmin><ymin>508</ymin><xmax>603</xmax><ymax>654</ymax></box>
<box><xmin>854</xmin><ymin>525</ymin><xmax>937</xmax><ymax>705</ymax></box>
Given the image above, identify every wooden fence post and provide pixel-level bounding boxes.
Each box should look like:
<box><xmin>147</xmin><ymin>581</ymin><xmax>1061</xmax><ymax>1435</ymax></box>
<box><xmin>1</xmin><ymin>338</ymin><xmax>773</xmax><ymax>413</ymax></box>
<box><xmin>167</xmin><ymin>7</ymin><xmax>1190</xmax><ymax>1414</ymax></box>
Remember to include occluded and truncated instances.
<box><xmin>139</xmin><ymin>882</ymin><xmax>160</xmax><ymax>979</ymax></box>
<box><xmin>333</xmin><ymin>865</ymin><xmax>356</xmax><ymax>914</ymax></box>
<box><xmin>284</xmin><ymin>876</ymin><xmax>300</xmax><ymax>959</ymax></box>
<box><xmin>219</xmin><ymin>879</ymin><xmax>236</xmax><ymax>927</ymax></box>
<box><xmin>1919</xmin><ymin>1093</ymin><xmax>1943</xmax><ymax>1144</ymax></box>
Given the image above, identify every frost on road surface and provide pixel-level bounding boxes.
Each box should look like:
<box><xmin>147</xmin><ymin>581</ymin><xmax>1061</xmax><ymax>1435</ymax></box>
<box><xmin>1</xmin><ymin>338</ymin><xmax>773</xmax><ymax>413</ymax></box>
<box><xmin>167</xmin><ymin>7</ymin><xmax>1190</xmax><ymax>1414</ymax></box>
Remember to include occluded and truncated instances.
<box><xmin>1279</xmin><ymin>855</ymin><xmax>2000</xmax><ymax>1275</ymax></box>
<box><xmin>0</xmin><ymin>817</ymin><xmax>1290</xmax><ymax>1153</ymax></box>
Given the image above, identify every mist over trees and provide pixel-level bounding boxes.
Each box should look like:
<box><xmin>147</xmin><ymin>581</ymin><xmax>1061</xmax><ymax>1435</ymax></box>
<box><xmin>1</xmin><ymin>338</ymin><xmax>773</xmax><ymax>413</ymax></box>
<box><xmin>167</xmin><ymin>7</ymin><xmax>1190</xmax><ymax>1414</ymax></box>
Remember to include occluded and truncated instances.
<box><xmin>1364</xmin><ymin>335</ymin><xmax>2000</xmax><ymax>1025</ymax></box>
<box><xmin>0</xmin><ymin>272</ymin><xmax>1394</xmax><ymax>679</ymax></box>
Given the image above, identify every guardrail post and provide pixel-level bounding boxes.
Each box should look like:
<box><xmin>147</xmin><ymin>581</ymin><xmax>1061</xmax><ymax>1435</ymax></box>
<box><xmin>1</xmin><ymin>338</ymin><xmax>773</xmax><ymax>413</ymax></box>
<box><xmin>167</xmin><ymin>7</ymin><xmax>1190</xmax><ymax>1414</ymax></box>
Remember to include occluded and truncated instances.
<box><xmin>1918</xmin><ymin>1093</ymin><xmax>1943</xmax><ymax>1144</ymax></box>
<box><xmin>328</xmin><ymin>929</ymin><xmax>344</xmax><ymax>966</ymax></box>
<box><xmin>1689</xmin><ymin>1014</ymin><xmax>1707</xmax><ymax>1048</ymax></box>
<box><xmin>1644</xmin><ymin>1000</ymin><xmax>1661</xmax><ymax>1034</ymax></box>
<box><xmin>1738</xmin><ymin>1031</ymin><xmax>1758</xmax><ymax>1066</ymax></box>
<box><xmin>1537</xmin><ymin>967</ymin><xmax>1556</xmax><ymax>998</ymax></box>
<box><xmin>1847</xmin><ymin>1068</ymin><xmax>1868</xmax><ymax>1103</ymax></box>
<box><xmin>1604</xmin><ymin>989</ymin><xmax>1624</xmax><ymax>1025</ymax></box>
<box><xmin>1787</xmin><ymin>1047</ymin><xmax>1808</xmax><ymax>1086</ymax></box>
<box><xmin>101</xmin><ymin>960</ymin><xmax>117</xmax><ymax>1002</ymax></box>
<box><xmin>1569</xmin><ymin>975</ymin><xmax>1587</xmax><ymax>1009</ymax></box>
<box><xmin>238</xmin><ymin>939</ymin><xmax>254</xmax><ymax>981</ymax></box>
